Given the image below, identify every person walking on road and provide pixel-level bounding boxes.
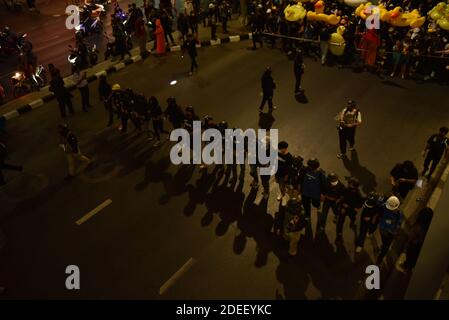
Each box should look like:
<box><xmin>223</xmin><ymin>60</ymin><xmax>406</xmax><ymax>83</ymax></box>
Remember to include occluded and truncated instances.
<box><xmin>336</xmin><ymin>100</ymin><xmax>362</xmax><ymax>159</ymax></box>
<box><xmin>58</xmin><ymin>124</ymin><xmax>91</xmax><ymax>180</ymax></box>
<box><xmin>421</xmin><ymin>126</ymin><xmax>449</xmax><ymax>179</ymax></box>
<box><xmin>300</xmin><ymin>158</ymin><xmax>326</xmax><ymax>222</ymax></box>
<box><xmin>184</xmin><ymin>33</ymin><xmax>198</xmax><ymax>76</ymax></box>
<box><xmin>149</xmin><ymin>96</ymin><xmax>170</xmax><ymax>147</ymax></box>
<box><xmin>0</xmin><ymin>142</ymin><xmax>23</xmax><ymax>186</ymax></box>
<box><xmin>283</xmin><ymin>198</ymin><xmax>305</xmax><ymax>256</ymax></box>
<box><xmin>165</xmin><ymin>97</ymin><xmax>185</xmax><ymax>130</ymax></box>
<box><xmin>259</xmin><ymin>67</ymin><xmax>276</xmax><ymax>113</ymax></box>
<box><xmin>154</xmin><ymin>19</ymin><xmax>166</xmax><ymax>56</ymax></box>
<box><xmin>355</xmin><ymin>192</ymin><xmax>381</xmax><ymax>253</ymax></box>
<box><xmin>377</xmin><ymin>195</ymin><xmax>404</xmax><ymax>264</ymax></box>
<box><xmin>72</xmin><ymin>67</ymin><xmax>91</xmax><ymax>112</ymax></box>
<box><xmin>294</xmin><ymin>49</ymin><xmax>305</xmax><ymax>95</ymax></box>
<box><xmin>49</xmin><ymin>68</ymin><xmax>74</xmax><ymax>119</ymax></box>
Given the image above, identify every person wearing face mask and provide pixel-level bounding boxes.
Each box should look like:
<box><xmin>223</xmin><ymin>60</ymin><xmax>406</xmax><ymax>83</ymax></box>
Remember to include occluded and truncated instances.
<box><xmin>317</xmin><ymin>173</ymin><xmax>345</xmax><ymax>232</ymax></box>
<box><xmin>336</xmin><ymin>100</ymin><xmax>362</xmax><ymax>159</ymax></box>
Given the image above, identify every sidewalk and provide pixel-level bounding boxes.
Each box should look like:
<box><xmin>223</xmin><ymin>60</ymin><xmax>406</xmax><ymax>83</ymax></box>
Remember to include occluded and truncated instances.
<box><xmin>0</xmin><ymin>18</ymin><xmax>250</xmax><ymax>122</ymax></box>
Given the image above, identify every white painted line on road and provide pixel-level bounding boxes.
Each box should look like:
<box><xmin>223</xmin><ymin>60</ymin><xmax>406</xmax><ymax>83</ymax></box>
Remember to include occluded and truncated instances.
<box><xmin>95</xmin><ymin>70</ymin><xmax>107</xmax><ymax>78</ymax></box>
<box><xmin>29</xmin><ymin>99</ymin><xmax>44</xmax><ymax>109</ymax></box>
<box><xmin>2</xmin><ymin>110</ymin><xmax>19</xmax><ymax>120</ymax></box>
<box><xmin>229</xmin><ymin>35</ymin><xmax>240</xmax><ymax>42</ymax></box>
<box><xmin>131</xmin><ymin>55</ymin><xmax>142</xmax><ymax>62</ymax></box>
<box><xmin>211</xmin><ymin>39</ymin><xmax>221</xmax><ymax>46</ymax></box>
<box><xmin>114</xmin><ymin>62</ymin><xmax>126</xmax><ymax>70</ymax></box>
<box><xmin>170</xmin><ymin>45</ymin><xmax>181</xmax><ymax>52</ymax></box>
<box><xmin>76</xmin><ymin>199</ymin><xmax>112</xmax><ymax>226</ymax></box>
<box><xmin>159</xmin><ymin>257</ymin><xmax>196</xmax><ymax>295</ymax></box>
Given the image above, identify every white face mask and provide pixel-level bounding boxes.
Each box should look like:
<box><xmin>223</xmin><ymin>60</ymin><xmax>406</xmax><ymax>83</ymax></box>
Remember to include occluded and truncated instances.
<box><xmin>331</xmin><ymin>181</ymin><xmax>339</xmax><ymax>186</ymax></box>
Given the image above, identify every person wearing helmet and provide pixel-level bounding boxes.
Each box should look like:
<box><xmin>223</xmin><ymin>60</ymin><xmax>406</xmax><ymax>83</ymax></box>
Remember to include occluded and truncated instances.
<box><xmin>58</xmin><ymin>124</ymin><xmax>91</xmax><ymax>180</ymax></box>
<box><xmin>294</xmin><ymin>49</ymin><xmax>305</xmax><ymax>95</ymax></box>
<box><xmin>283</xmin><ymin>198</ymin><xmax>305</xmax><ymax>256</ymax></box>
<box><xmin>336</xmin><ymin>100</ymin><xmax>362</xmax><ymax>159</ymax></box>
<box><xmin>390</xmin><ymin>160</ymin><xmax>418</xmax><ymax>200</ymax></box>
<box><xmin>421</xmin><ymin>126</ymin><xmax>449</xmax><ymax>180</ymax></box>
<box><xmin>355</xmin><ymin>192</ymin><xmax>381</xmax><ymax>253</ymax></box>
<box><xmin>165</xmin><ymin>97</ymin><xmax>185</xmax><ymax>129</ymax></box>
<box><xmin>377</xmin><ymin>195</ymin><xmax>404</xmax><ymax>264</ymax></box>
<box><xmin>259</xmin><ymin>67</ymin><xmax>276</xmax><ymax>113</ymax></box>
<box><xmin>299</xmin><ymin>158</ymin><xmax>326</xmax><ymax>221</ymax></box>
<box><xmin>317</xmin><ymin>173</ymin><xmax>345</xmax><ymax>232</ymax></box>
<box><xmin>335</xmin><ymin>178</ymin><xmax>363</xmax><ymax>243</ymax></box>
<box><xmin>109</xmin><ymin>83</ymin><xmax>125</xmax><ymax>127</ymax></box>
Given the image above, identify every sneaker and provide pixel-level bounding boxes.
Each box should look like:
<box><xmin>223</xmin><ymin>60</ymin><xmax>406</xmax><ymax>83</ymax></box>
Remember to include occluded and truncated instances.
<box><xmin>153</xmin><ymin>141</ymin><xmax>161</xmax><ymax>147</ymax></box>
<box><xmin>355</xmin><ymin>246</ymin><xmax>362</xmax><ymax>253</ymax></box>
<box><xmin>337</xmin><ymin>153</ymin><xmax>344</xmax><ymax>159</ymax></box>
<box><xmin>277</xmin><ymin>194</ymin><xmax>282</xmax><ymax>201</ymax></box>
<box><xmin>281</xmin><ymin>196</ymin><xmax>288</xmax><ymax>207</ymax></box>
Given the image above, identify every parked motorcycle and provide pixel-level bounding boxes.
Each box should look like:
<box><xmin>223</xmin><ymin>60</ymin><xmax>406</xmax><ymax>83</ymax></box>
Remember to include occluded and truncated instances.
<box><xmin>68</xmin><ymin>43</ymin><xmax>98</xmax><ymax>70</ymax></box>
<box><xmin>10</xmin><ymin>65</ymin><xmax>47</xmax><ymax>98</ymax></box>
<box><xmin>75</xmin><ymin>5</ymin><xmax>104</xmax><ymax>38</ymax></box>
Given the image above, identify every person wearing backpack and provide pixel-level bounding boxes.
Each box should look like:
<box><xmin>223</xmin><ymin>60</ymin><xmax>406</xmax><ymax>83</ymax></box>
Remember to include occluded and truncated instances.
<box><xmin>377</xmin><ymin>195</ymin><xmax>404</xmax><ymax>264</ymax></box>
<box><xmin>300</xmin><ymin>158</ymin><xmax>326</xmax><ymax>222</ymax></box>
<box><xmin>336</xmin><ymin>100</ymin><xmax>362</xmax><ymax>159</ymax></box>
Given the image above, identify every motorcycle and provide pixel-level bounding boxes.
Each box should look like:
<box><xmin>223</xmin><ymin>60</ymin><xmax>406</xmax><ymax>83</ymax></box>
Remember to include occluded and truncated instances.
<box><xmin>10</xmin><ymin>64</ymin><xmax>47</xmax><ymax>98</ymax></box>
<box><xmin>68</xmin><ymin>43</ymin><xmax>98</xmax><ymax>70</ymax></box>
<box><xmin>75</xmin><ymin>5</ymin><xmax>104</xmax><ymax>38</ymax></box>
<box><xmin>0</xmin><ymin>29</ymin><xmax>32</xmax><ymax>56</ymax></box>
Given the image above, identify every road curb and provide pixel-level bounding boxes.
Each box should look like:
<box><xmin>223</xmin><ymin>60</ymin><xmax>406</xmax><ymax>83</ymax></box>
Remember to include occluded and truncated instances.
<box><xmin>0</xmin><ymin>33</ymin><xmax>252</xmax><ymax>124</ymax></box>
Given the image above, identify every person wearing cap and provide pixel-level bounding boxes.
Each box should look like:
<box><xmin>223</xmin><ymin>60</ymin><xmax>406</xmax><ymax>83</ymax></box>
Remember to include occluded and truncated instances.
<box><xmin>336</xmin><ymin>100</ymin><xmax>362</xmax><ymax>159</ymax></box>
<box><xmin>317</xmin><ymin>173</ymin><xmax>345</xmax><ymax>232</ymax></box>
<box><xmin>421</xmin><ymin>126</ymin><xmax>449</xmax><ymax>179</ymax></box>
<box><xmin>299</xmin><ymin>158</ymin><xmax>326</xmax><ymax>221</ymax></box>
<box><xmin>355</xmin><ymin>192</ymin><xmax>381</xmax><ymax>253</ymax></box>
<box><xmin>293</xmin><ymin>49</ymin><xmax>305</xmax><ymax>95</ymax></box>
<box><xmin>109</xmin><ymin>83</ymin><xmax>126</xmax><ymax>129</ymax></box>
<box><xmin>377</xmin><ymin>195</ymin><xmax>404</xmax><ymax>264</ymax></box>
<box><xmin>259</xmin><ymin>67</ymin><xmax>276</xmax><ymax>113</ymax></box>
<box><xmin>275</xmin><ymin>141</ymin><xmax>293</xmax><ymax>207</ymax></box>
<box><xmin>283</xmin><ymin>198</ymin><xmax>305</xmax><ymax>256</ymax></box>
<box><xmin>58</xmin><ymin>124</ymin><xmax>91</xmax><ymax>180</ymax></box>
<box><xmin>390</xmin><ymin>160</ymin><xmax>418</xmax><ymax>199</ymax></box>
<box><xmin>335</xmin><ymin>178</ymin><xmax>363</xmax><ymax>242</ymax></box>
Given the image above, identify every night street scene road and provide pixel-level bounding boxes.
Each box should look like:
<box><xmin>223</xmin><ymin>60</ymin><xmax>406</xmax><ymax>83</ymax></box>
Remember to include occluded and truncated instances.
<box><xmin>1</xmin><ymin>0</ymin><xmax>449</xmax><ymax>308</ymax></box>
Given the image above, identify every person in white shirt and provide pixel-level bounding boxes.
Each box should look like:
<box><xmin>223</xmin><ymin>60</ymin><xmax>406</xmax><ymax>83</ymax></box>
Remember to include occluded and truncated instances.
<box><xmin>337</xmin><ymin>100</ymin><xmax>362</xmax><ymax>159</ymax></box>
<box><xmin>72</xmin><ymin>67</ymin><xmax>91</xmax><ymax>112</ymax></box>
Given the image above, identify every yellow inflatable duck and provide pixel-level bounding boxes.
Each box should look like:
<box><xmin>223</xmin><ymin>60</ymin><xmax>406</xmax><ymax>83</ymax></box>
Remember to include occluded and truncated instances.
<box><xmin>428</xmin><ymin>2</ymin><xmax>449</xmax><ymax>31</ymax></box>
<box><xmin>355</xmin><ymin>2</ymin><xmax>387</xmax><ymax>20</ymax></box>
<box><xmin>307</xmin><ymin>0</ymin><xmax>341</xmax><ymax>25</ymax></box>
<box><xmin>284</xmin><ymin>2</ymin><xmax>307</xmax><ymax>22</ymax></box>
<box><xmin>329</xmin><ymin>25</ymin><xmax>346</xmax><ymax>56</ymax></box>
<box><xmin>344</xmin><ymin>0</ymin><xmax>367</xmax><ymax>7</ymax></box>
<box><xmin>381</xmin><ymin>7</ymin><xmax>426</xmax><ymax>28</ymax></box>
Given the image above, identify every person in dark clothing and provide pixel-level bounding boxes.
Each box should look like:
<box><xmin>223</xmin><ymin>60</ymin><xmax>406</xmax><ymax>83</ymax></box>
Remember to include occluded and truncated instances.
<box><xmin>421</xmin><ymin>126</ymin><xmax>448</xmax><ymax>179</ymax></box>
<box><xmin>177</xmin><ymin>13</ymin><xmax>189</xmax><ymax>42</ymax></box>
<box><xmin>337</xmin><ymin>100</ymin><xmax>362</xmax><ymax>159</ymax></box>
<box><xmin>319</xmin><ymin>23</ymin><xmax>331</xmax><ymax>65</ymax></box>
<box><xmin>184</xmin><ymin>34</ymin><xmax>198</xmax><ymax>75</ymax></box>
<box><xmin>58</xmin><ymin>124</ymin><xmax>91</xmax><ymax>180</ymax></box>
<box><xmin>165</xmin><ymin>97</ymin><xmax>185</xmax><ymax>129</ymax></box>
<box><xmin>98</xmin><ymin>75</ymin><xmax>113</xmax><ymax>126</ymax></box>
<box><xmin>49</xmin><ymin>68</ymin><xmax>74</xmax><ymax>119</ymax></box>
<box><xmin>259</xmin><ymin>67</ymin><xmax>276</xmax><ymax>113</ymax></box>
<box><xmin>355</xmin><ymin>192</ymin><xmax>381</xmax><ymax>253</ymax></box>
<box><xmin>149</xmin><ymin>96</ymin><xmax>169</xmax><ymax>147</ymax></box>
<box><xmin>275</xmin><ymin>141</ymin><xmax>293</xmax><ymax>207</ymax></box>
<box><xmin>250</xmin><ymin>12</ymin><xmax>263</xmax><ymax>50</ymax></box>
<box><xmin>161</xmin><ymin>11</ymin><xmax>175</xmax><ymax>45</ymax></box>
<box><xmin>300</xmin><ymin>158</ymin><xmax>326</xmax><ymax>221</ymax></box>
<box><xmin>0</xmin><ymin>142</ymin><xmax>23</xmax><ymax>186</ymax></box>
<box><xmin>390</xmin><ymin>160</ymin><xmax>418</xmax><ymax>200</ymax></box>
<box><xmin>335</xmin><ymin>178</ymin><xmax>363</xmax><ymax>242</ymax></box>
<box><xmin>133</xmin><ymin>92</ymin><xmax>151</xmax><ymax>139</ymax></box>
<box><xmin>317</xmin><ymin>173</ymin><xmax>345</xmax><ymax>232</ymax></box>
<box><xmin>401</xmin><ymin>207</ymin><xmax>433</xmax><ymax>271</ymax></box>
<box><xmin>293</xmin><ymin>49</ymin><xmax>305</xmax><ymax>95</ymax></box>
<box><xmin>188</xmin><ymin>11</ymin><xmax>198</xmax><ymax>35</ymax></box>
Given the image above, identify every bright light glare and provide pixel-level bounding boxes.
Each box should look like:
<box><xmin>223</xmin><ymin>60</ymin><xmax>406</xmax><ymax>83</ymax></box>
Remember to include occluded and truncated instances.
<box><xmin>170</xmin><ymin>80</ymin><xmax>177</xmax><ymax>86</ymax></box>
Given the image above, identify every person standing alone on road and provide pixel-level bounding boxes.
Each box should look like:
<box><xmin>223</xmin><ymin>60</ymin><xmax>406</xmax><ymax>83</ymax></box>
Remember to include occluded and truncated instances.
<box><xmin>336</xmin><ymin>100</ymin><xmax>362</xmax><ymax>159</ymax></box>
<box><xmin>421</xmin><ymin>126</ymin><xmax>449</xmax><ymax>180</ymax></box>
<box><xmin>184</xmin><ymin>34</ymin><xmax>198</xmax><ymax>76</ymax></box>
<box><xmin>293</xmin><ymin>49</ymin><xmax>305</xmax><ymax>95</ymax></box>
<box><xmin>259</xmin><ymin>67</ymin><xmax>276</xmax><ymax>113</ymax></box>
<box><xmin>49</xmin><ymin>67</ymin><xmax>74</xmax><ymax>119</ymax></box>
<box><xmin>72</xmin><ymin>67</ymin><xmax>92</xmax><ymax>112</ymax></box>
<box><xmin>58</xmin><ymin>124</ymin><xmax>91</xmax><ymax>180</ymax></box>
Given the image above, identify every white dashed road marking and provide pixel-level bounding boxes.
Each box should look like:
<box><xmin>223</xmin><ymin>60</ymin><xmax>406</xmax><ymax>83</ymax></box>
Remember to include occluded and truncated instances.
<box><xmin>76</xmin><ymin>199</ymin><xmax>112</xmax><ymax>225</ymax></box>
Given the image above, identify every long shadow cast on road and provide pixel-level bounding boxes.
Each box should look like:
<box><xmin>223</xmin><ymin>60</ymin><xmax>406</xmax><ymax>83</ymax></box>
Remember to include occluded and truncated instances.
<box><xmin>342</xmin><ymin>149</ymin><xmax>377</xmax><ymax>194</ymax></box>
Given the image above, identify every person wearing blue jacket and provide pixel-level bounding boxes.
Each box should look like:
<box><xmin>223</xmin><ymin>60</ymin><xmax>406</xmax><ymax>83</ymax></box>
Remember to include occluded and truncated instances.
<box><xmin>377</xmin><ymin>195</ymin><xmax>404</xmax><ymax>264</ymax></box>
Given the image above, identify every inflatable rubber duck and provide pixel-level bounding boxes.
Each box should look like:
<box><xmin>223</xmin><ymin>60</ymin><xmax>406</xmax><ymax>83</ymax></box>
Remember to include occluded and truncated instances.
<box><xmin>428</xmin><ymin>2</ymin><xmax>449</xmax><ymax>31</ymax></box>
<box><xmin>284</xmin><ymin>2</ymin><xmax>307</xmax><ymax>22</ymax></box>
<box><xmin>329</xmin><ymin>25</ymin><xmax>346</xmax><ymax>56</ymax></box>
<box><xmin>381</xmin><ymin>7</ymin><xmax>426</xmax><ymax>28</ymax></box>
<box><xmin>355</xmin><ymin>2</ymin><xmax>387</xmax><ymax>20</ymax></box>
<box><xmin>343</xmin><ymin>0</ymin><xmax>367</xmax><ymax>7</ymax></box>
<box><xmin>307</xmin><ymin>0</ymin><xmax>341</xmax><ymax>25</ymax></box>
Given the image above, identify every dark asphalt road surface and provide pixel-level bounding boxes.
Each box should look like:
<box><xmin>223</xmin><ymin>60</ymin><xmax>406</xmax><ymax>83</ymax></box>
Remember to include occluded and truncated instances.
<box><xmin>0</xmin><ymin>41</ymin><xmax>448</xmax><ymax>299</ymax></box>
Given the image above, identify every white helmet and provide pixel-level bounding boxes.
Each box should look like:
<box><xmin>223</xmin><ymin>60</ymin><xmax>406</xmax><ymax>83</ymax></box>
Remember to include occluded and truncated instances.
<box><xmin>386</xmin><ymin>196</ymin><xmax>400</xmax><ymax>211</ymax></box>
